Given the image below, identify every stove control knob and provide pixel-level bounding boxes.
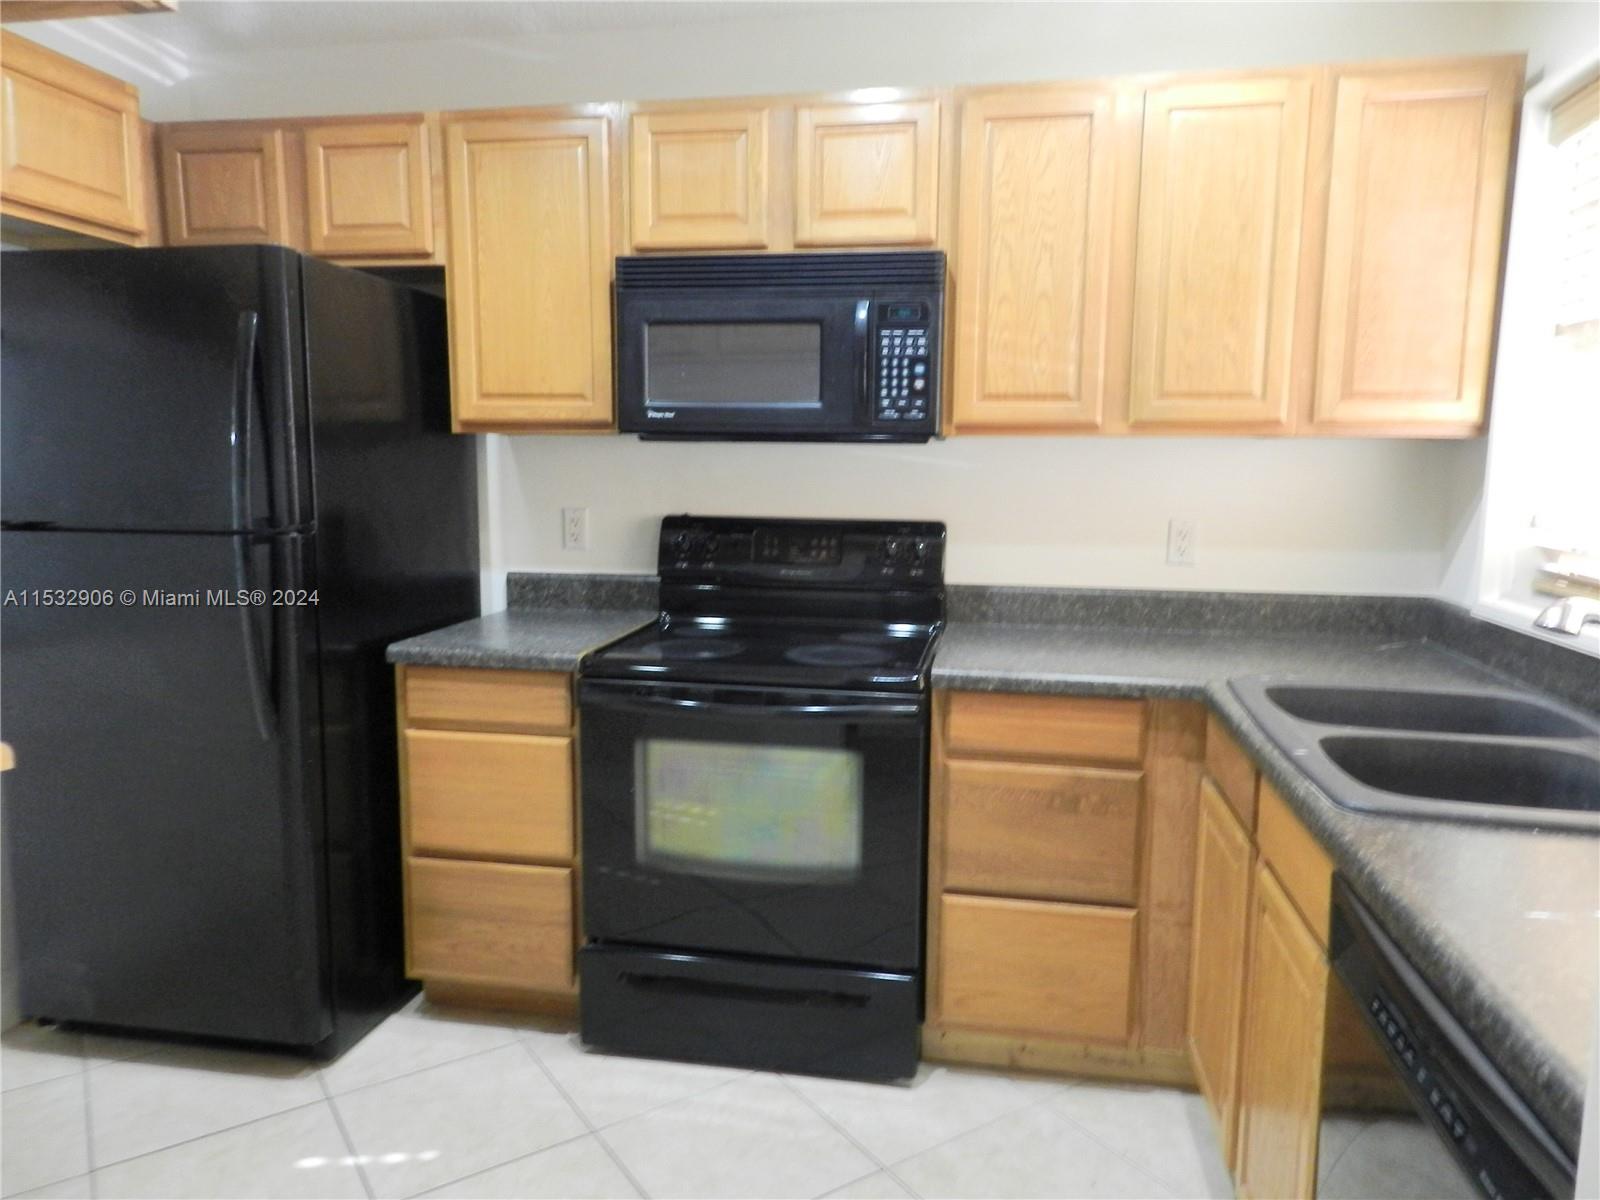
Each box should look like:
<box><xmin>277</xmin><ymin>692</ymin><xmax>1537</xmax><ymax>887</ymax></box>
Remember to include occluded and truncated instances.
<box><xmin>704</xmin><ymin>535</ymin><xmax>720</xmax><ymax>556</ymax></box>
<box><xmin>883</xmin><ymin>537</ymin><xmax>905</xmax><ymax>562</ymax></box>
<box><xmin>670</xmin><ymin>533</ymin><xmax>690</xmax><ymax>556</ymax></box>
<box><xmin>912</xmin><ymin>539</ymin><xmax>930</xmax><ymax>562</ymax></box>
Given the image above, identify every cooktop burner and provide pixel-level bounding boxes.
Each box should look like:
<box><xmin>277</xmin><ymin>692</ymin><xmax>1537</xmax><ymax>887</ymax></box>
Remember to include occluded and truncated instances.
<box><xmin>785</xmin><ymin>644</ymin><xmax>894</xmax><ymax>667</ymax></box>
<box><xmin>652</xmin><ymin>641</ymin><xmax>747</xmax><ymax>661</ymax></box>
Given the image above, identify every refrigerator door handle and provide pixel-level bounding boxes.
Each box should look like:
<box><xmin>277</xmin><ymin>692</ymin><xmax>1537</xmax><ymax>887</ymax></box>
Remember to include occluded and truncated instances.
<box><xmin>233</xmin><ymin>537</ymin><xmax>275</xmax><ymax>740</ymax></box>
<box><xmin>232</xmin><ymin>311</ymin><xmax>260</xmax><ymax>533</ymax></box>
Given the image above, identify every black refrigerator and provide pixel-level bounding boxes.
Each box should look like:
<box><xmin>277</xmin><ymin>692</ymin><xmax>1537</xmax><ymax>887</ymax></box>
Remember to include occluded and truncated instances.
<box><xmin>0</xmin><ymin>245</ymin><xmax>478</xmax><ymax>1056</ymax></box>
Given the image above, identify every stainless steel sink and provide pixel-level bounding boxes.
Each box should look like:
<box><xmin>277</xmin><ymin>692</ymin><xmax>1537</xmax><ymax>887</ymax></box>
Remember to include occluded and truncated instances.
<box><xmin>1229</xmin><ymin>677</ymin><xmax>1600</xmax><ymax>832</ymax></box>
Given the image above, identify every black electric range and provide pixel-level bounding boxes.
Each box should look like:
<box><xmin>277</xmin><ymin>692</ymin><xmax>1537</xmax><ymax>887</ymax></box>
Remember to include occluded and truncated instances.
<box><xmin>575</xmin><ymin>515</ymin><xmax>946</xmax><ymax>1081</ymax></box>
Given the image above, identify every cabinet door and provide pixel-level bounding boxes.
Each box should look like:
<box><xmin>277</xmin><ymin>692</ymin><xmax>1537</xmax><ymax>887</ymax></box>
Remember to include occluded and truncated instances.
<box><xmin>1187</xmin><ymin>778</ymin><xmax>1255</xmax><ymax>1168</ymax></box>
<box><xmin>951</xmin><ymin>85</ymin><xmax>1127</xmax><ymax>431</ymax></box>
<box><xmin>1313</xmin><ymin>58</ymin><xmax>1520</xmax><ymax>432</ymax></box>
<box><xmin>0</xmin><ymin>31</ymin><xmax>144</xmax><ymax>236</ymax></box>
<box><xmin>160</xmin><ymin>124</ymin><xmax>293</xmax><ymax>246</ymax></box>
<box><xmin>407</xmin><ymin>858</ymin><xmax>574</xmax><ymax>992</ymax></box>
<box><xmin>303</xmin><ymin>118</ymin><xmax>434</xmax><ymax>258</ymax></box>
<box><xmin>1130</xmin><ymin>75</ymin><xmax>1313</xmax><ymax>429</ymax></box>
<box><xmin>794</xmin><ymin>99</ymin><xmax>938</xmax><ymax>246</ymax></box>
<box><xmin>1234</xmin><ymin>862</ymin><xmax>1328</xmax><ymax>1200</ymax></box>
<box><xmin>445</xmin><ymin>115</ymin><xmax>614</xmax><ymax>431</ymax></box>
<box><xmin>630</xmin><ymin>106</ymin><xmax>770</xmax><ymax>249</ymax></box>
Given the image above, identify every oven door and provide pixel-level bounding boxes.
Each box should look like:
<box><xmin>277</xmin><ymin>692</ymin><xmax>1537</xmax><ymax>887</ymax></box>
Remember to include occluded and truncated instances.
<box><xmin>615</xmin><ymin>292</ymin><xmax>867</xmax><ymax>437</ymax></box>
<box><xmin>577</xmin><ymin>679</ymin><xmax>927</xmax><ymax>970</ymax></box>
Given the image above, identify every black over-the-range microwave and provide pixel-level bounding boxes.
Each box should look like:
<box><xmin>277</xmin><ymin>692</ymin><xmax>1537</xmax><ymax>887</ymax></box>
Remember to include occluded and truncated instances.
<box><xmin>614</xmin><ymin>251</ymin><xmax>945</xmax><ymax>442</ymax></box>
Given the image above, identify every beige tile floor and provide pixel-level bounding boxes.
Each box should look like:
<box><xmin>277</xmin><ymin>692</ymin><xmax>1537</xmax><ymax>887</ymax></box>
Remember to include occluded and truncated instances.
<box><xmin>1</xmin><ymin>995</ymin><xmax>1234</xmax><ymax>1199</ymax></box>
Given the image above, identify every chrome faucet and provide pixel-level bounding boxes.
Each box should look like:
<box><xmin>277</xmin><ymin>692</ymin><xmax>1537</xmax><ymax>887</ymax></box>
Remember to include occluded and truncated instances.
<box><xmin>1534</xmin><ymin>596</ymin><xmax>1600</xmax><ymax>635</ymax></box>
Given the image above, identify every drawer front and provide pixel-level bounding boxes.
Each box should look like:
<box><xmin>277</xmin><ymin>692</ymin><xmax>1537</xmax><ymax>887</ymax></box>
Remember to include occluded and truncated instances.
<box><xmin>403</xmin><ymin>666</ymin><xmax>571</xmax><ymax>733</ymax></box>
<box><xmin>937</xmin><ymin>894</ymin><xmax>1136</xmax><ymax>1042</ymax></box>
<box><xmin>405</xmin><ymin>729</ymin><xmax>572</xmax><ymax>863</ymax></box>
<box><xmin>1204</xmin><ymin>713</ymin><xmax>1259</xmax><ymax>829</ymax></box>
<box><xmin>945</xmin><ymin>692</ymin><xmax>1145</xmax><ymax>765</ymax></box>
<box><xmin>943</xmin><ymin>759</ymin><xmax>1143</xmax><ymax>905</ymax></box>
<box><xmin>1256</xmin><ymin>780</ymin><xmax>1333</xmax><ymax>945</ymax></box>
<box><xmin>407</xmin><ymin>858</ymin><xmax>574</xmax><ymax>992</ymax></box>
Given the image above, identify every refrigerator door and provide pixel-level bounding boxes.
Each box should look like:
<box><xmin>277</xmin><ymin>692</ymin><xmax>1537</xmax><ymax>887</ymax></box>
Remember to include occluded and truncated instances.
<box><xmin>0</xmin><ymin>529</ymin><xmax>331</xmax><ymax>1046</ymax></box>
<box><xmin>0</xmin><ymin>246</ymin><xmax>310</xmax><ymax>534</ymax></box>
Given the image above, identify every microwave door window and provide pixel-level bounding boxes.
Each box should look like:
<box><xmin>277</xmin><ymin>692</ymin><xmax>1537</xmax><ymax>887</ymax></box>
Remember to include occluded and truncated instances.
<box><xmin>635</xmin><ymin>738</ymin><xmax>863</xmax><ymax>884</ymax></box>
<box><xmin>645</xmin><ymin>323</ymin><xmax>823</xmax><ymax>408</ymax></box>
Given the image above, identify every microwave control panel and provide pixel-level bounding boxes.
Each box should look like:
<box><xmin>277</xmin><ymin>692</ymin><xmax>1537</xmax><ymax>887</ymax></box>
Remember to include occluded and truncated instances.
<box><xmin>873</xmin><ymin>301</ymin><xmax>935</xmax><ymax>428</ymax></box>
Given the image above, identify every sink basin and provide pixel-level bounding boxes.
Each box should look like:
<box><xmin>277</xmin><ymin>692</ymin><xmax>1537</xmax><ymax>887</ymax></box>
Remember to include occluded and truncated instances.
<box><xmin>1320</xmin><ymin>736</ymin><xmax>1600</xmax><ymax>814</ymax></box>
<box><xmin>1264</xmin><ymin>684</ymin><xmax>1595</xmax><ymax>739</ymax></box>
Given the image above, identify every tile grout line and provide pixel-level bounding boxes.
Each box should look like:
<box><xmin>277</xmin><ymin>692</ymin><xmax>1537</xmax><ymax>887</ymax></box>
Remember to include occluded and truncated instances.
<box><xmin>69</xmin><ymin>1096</ymin><xmax>329</xmax><ymax>1179</ymax></box>
<box><xmin>408</xmin><ymin>1128</ymin><xmax>596</xmax><ymax>1200</ymax></box>
<box><xmin>1044</xmin><ymin>1094</ymin><xmax>1194</xmax><ymax>1200</ymax></box>
<box><xmin>323</xmin><ymin>1033</ymin><xmax>525</xmax><ymax>1101</ymax></box>
<box><xmin>773</xmin><ymin>1075</ymin><xmax>924</xmax><ymax>1200</ymax></box>
<box><xmin>318</xmin><ymin>1074</ymin><xmax>375</xmax><ymax>1200</ymax></box>
<box><xmin>82</xmin><ymin>1051</ymin><xmax>98</xmax><ymax>1200</ymax></box>
<box><xmin>515</xmin><ymin>1037</ymin><xmax>652</xmax><ymax>1200</ymax></box>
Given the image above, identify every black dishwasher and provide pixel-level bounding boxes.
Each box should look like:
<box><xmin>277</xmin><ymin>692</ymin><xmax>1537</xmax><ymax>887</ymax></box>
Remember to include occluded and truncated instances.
<box><xmin>1321</xmin><ymin>878</ymin><xmax>1576</xmax><ymax>1200</ymax></box>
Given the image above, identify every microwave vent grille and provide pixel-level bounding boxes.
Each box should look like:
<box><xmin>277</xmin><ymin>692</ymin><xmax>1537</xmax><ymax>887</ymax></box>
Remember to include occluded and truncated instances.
<box><xmin>616</xmin><ymin>251</ymin><xmax>946</xmax><ymax>290</ymax></box>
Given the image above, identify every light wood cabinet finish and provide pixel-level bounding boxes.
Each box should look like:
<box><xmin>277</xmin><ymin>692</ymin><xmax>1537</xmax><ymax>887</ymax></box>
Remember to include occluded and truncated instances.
<box><xmin>406</xmin><ymin>858</ymin><xmax>575</xmax><ymax>992</ymax></box>
<box><xmin>160</xmin><ymin>123</ymin><xmax>293</xmax><ymax>246</ymax></box>
<box><xmin>1187</xmin><ymin>777</ymin><xmax>1255</xmax><ymax>1167</ymax></box>
<box><xmin>943</xmin><ymin>758</ymin><xmax>1143</xmax><ymax>905</ymax></box>
<box><xmin>303</xmin><ymin>117</ymin><xmax>434</xmax><ymax>258</ymax></box>
<box><xmin>938</xmin><ymin>894</ymin><xmax>1137</xmax><ymax>1043</ymax></box>
<box><xmin>1312</xmin><ymin>58</ymin><xmax>1519</xmax><ymax>433</ymax></box>
<box><xmin>404</xmin><ymin>729</ymin><xmax>573</xmax><ymax>863</ymax></box>
<box><xmin>1</xmin><ymin>30</ymin><xmax>144</xmax><ymax>237</ymax></box>
<box><xmin>402</xmin><ymin>666</ymin><xmax>572</xmax><ymax>734</ymax></box>
<box><xmin>1130</xmin><ymin>74</ymin><xmax>1313</xmax><ymax>429</ymax></box>
<box><xmin>794</xmin><ymin>98</ymin><xmax>938</xmax><ymax>246</ymax></box>
<box><xmin>945</xmin><ymin>692</ymin><xmax>1146</xmax><ymax>765</ymax></box>
<box><xmin>630</xmin><ymin>105</ymin><xmax>771</xmax><ymax>249</ymax></box>
<box><xmin>1204</xmin><ymin>713</ymin><xmax>1260</xmax><ymax>830</ymax></box>
<box><xmin>1256</xmin><ymin>778</ymin><xmax>1334</xmax><ymax>945</ymax></box>
<box><xmin>1234</xmin><ymin>862</ymin><xmax>1328</xmax><ymax>1200</ymax></box>
<box><xmin>445</xmin><ymin>113</ymin><xmax>614</xmax><ymax>431</ymax></box>
<box><xmin>951</xmin><ymin>84</ymin><xmax>1131</xmax><ymax>431</ymax></box>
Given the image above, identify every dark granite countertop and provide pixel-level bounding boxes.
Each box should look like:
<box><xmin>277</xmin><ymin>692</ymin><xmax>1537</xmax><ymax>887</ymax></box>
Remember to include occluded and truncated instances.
<box><xmin>934</xmin><ymin>619</ymin><xmax>1599</xmax><ymax>1154</ymax></box>
<box><xmin>386</xmin><ymin>606</ymin><xmax>654</xmax><ymax>671</ymax></box>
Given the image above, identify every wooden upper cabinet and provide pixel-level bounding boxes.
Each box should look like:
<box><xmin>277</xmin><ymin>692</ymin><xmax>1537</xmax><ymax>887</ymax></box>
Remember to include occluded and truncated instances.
<box><xmin>160</xmin><ymin>123</ymin><xmax>293</xmax><ymax>247</ymax></box>
<box><xmin>1313</xmin><ymin>58</ymin><xmax>1520</xmax><ymax>433</ymax></box>
<box><xmin>952</xmin><ymin>85</ymin><xmax>1129</xmax><ymax>432</ymax></box>
<box><xmin>630</xmin><ymin>105</ymin><xmax>771</xmax><ymax>249</ymax></box>
<box><xmin>303</xmin><ymin>117</ymin><xmax>434</xmax><ymax>258</ymax></box>
<box><xmin>794</xmin><ymin>99</ymin><xmax>938</xmax><ymax>246</ymax></box>
<box><xmin>445</xmin><ymin>114</ymin><xmax>614</xmax><ymax>431</ymax></box>
<box><xmin>1130</xmin><ymin>74</ymin><xmax>1314</xmax><ymax>430</ymax></box>
<box><xmin>0</xmin><ymin>30</ymin><xmax>145</xmax><ymax>238</ymax></box>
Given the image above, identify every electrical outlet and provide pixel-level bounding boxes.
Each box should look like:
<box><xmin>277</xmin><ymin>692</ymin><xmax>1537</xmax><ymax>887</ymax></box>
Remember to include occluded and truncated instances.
<box><xmin>562</xmin><ymin>506</ymin><xmax>589</xmax><ymax>551</ymax></box>
<box><xmin>1167</xmin><ymin>518</ymin><xmax>1196</xmax><ymax>567</ymax></box>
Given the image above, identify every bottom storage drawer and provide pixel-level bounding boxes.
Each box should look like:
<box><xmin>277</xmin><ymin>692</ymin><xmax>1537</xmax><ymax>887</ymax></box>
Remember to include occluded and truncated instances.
<box><xmin>407</xmin><ymin>857</ymin><xmax>574</xmax><ymax>992</ymax></box>
<box><xmin>937</xmin><ymin>893</ymin><xmax>1137</xmax><ymax>1042</ymax></box>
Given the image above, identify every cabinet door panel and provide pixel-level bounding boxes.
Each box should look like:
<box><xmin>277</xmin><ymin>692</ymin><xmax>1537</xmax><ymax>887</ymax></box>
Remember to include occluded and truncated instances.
<box><xmin>795</xmin><ymin>99</ymin><xmax>938</xmax><ymax>246</ymax></box>
<box><xmin>630</xmin><ymin>107</ymin><xmax>770</xmax><ymax>249</ymax></box>
<box><xmin>405</xmin><ymin>730</ymin><xmax>573</xmax><ymax>863</ymax></box>
<box><xmin>938</xmin><ymin>894</ymin><xmax>1136</xmax><ymax>1042</ymax></box>
<box><xmin>952</xmin><ymin>86</ymin><xmax>1125</xmax><ymax>430</ymax></box>
<box><xmin>161</xmin><ymin>125</ymin><xmax>292</xmax><ymax>246</ymax></box>
<box><xmin>445</xmin><ymin>115</ymin><xmax>613</xmax><ymax>430</ymax></box>
<box><xmin>1314</xmin><ymin>59</ymin><xmax>1519</xmax><ymax>431</ymax></box>
<box><xmin>304</xmin><ymin>118</ymin><xmax>433</xmax><ymax>257</ymax></box>
<box><xmin>0</xmin><ymin>32</ymin><xmax>143</xmax><ymax>234</ymax></box>
<box><xmin>1187</xmin><ymin>778</ymin><xmax>1254</xmax><ymax>1167</ymax></box>
<box><xmin>1130</xmin><ymin>75</ymin><xmax>1312</xmax><ymax>428</ymax></box>
<box><xmin>945</xmin><ymin>691</ymin><xmax>1146</xmax><ymax>765</ymax></box>
<box><xmin>407</xmin><ymin>858</ymin><xmax>574</xmax><ymax>992</ymax></box>
<box><xmin>1234</xmin><ymin>863</ymin><xmax>1328</xmax><ymax>1199</ymax></box>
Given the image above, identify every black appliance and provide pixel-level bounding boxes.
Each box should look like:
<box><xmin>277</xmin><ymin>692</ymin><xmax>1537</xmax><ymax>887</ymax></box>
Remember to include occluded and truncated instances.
<box><xmin>0</xmin><ymin>245</ymin><xmax>478</xmax><ymax>1057</ymax></box>
<box><xmin>1321</xmin><ymin>879</ymin><xmax>1576</xmax><ymax>1199</ymax></box>
<box><xmin>614</xmin><ymin>251</ymin><xmax>945</xmax><ymax>442</ymax></box>
<box><xmin>577</xmin><ymin>515</ymin><xmax>945</xmax><ymax>1080</ymax></box>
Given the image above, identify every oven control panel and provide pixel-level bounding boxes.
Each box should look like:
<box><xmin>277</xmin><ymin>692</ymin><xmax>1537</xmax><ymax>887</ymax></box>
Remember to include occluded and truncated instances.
<box><xmin>659</xmin><ymin>516</ymin><xmax>946</xmax><ymax>587</ymax></box>
<box><xmin>874</xmin><ymin>301</ymin><xmax>934</xmax><ymax>428</ymax></box>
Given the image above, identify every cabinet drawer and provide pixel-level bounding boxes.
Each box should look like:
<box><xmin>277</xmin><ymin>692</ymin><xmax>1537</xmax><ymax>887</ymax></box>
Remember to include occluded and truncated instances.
<box><xmin>403</xmin><ymin>666</ymin><xmax>570</xmax><ymax>733</ymax></box>
<box><xmin>937</xmin><ymin>894</ymin><xmax>1136</xmax><ymax>1042</ymax></box>
<box><xmin>405</xmin><ymin>729</ymin><xmax>572</xmax><ymax>863</ymax></box>
<box><xmin>1204</xmin><ymin>713</ymin><xmax>1259</xmax><ymax>830</ymax></box>
<box><xmin>407</xmin><ymin>858</ymin><xmax>574</xmax><ymax>992</ymax></box>
<box><xmin>943</xmin><ymin>759</ymin><xmax>1142</xmax><ymax>905</ymax></box>
<box><xmin>945</xmin><ymin>692</ymin><xmax>1145</xmax><ymax>765</ymax></box>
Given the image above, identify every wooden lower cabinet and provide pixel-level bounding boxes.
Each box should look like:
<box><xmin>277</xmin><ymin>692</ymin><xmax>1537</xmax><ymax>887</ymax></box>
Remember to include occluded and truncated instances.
<box><xmin>938</xmin><ymin>894</ymin><xmax>1136</xmax><ymax>1042</ymax></box>
<box><xmin>407</xmin><ymin>858</ymin><xmax>574</xmax><ymax>992</ymax></box>
<box><xmin>1234</xmin><ymin>862</ymin><xmax>1329</xmax><ymax>1199</ymax></box>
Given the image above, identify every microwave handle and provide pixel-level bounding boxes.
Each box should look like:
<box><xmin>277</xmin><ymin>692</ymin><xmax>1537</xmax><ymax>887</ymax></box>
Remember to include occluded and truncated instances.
<box><xmin>854</xmin><ymin>299</ymin><xmax>872</xmax><ymax>415</ymax></box>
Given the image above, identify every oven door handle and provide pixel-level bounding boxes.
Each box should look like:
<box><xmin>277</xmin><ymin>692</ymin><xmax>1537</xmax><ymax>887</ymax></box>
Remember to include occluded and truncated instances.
<box><xmin>589</xmin><ymin>693</ymin><xmax>923</xmax><ymax>722</ymax></box>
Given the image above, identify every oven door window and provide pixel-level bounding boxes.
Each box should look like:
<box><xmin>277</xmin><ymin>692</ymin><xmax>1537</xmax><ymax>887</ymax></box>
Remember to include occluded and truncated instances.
<box><xmin>636</xmin><ymin>738</ymin><xmax>863</xmax><ymax>883</ymax></box>
<box><xmin>644</xmin><ymin>323</ymin><xmax>823</xmax><ymax>410</ymax></box>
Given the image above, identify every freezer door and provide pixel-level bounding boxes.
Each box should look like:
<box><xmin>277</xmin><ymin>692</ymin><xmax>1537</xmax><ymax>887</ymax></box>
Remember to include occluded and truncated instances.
<box><xmin>0</xmin><ymin>530</ymin><xmax>331</xmax><ymax>1045</ymax></box>
<box><xmin>0</xmin><ymin>246</ymin><xmax>309</xmax><ymax>534</ymax></box>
